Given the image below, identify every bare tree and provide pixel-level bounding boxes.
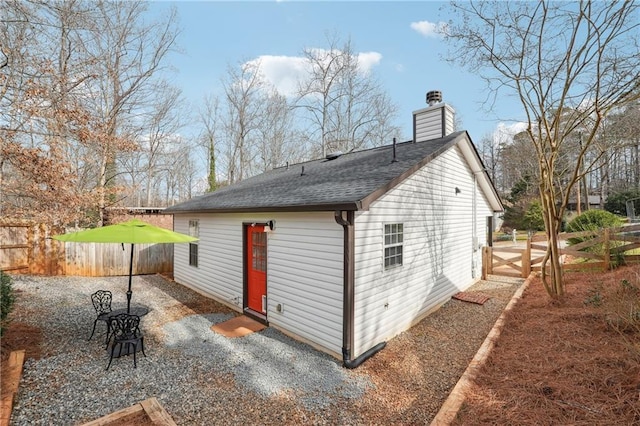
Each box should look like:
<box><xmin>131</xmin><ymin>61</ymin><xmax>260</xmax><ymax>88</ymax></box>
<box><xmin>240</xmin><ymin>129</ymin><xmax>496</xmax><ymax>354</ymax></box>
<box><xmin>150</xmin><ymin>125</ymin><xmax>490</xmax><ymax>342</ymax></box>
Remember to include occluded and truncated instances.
<box><xmin>141</xmin><ymin>83</ymin><xmax>186</xmax><ymax>206</ymax></box>
<box><xmin>445</xmin><ymin>1</ymin><xmax>640</xmax><ymax>297</ymax></box>
<box><xmin>1</xmin><ymin>0</ymin><xmax>181</xmax><ymax>225</ymax></box>
<box><xmin>164</xmin><ymin>141</ymin><xmax>199</xmax><ymax>205</ymax></box>
<box><xmin>478</xmin><ymin>135</ymin><xmax>498</xmax><ymax>188</ymax></box>
<box><xmin>607</xmin><ymin>102</ymin><xmax>640</xmax><ymax>192</ymax></box>
<box><xmin>295</xmin><ymin>34</ymin><xmax>400</xmax><ymax>157</ymax></box>
<box><xmin>256</xmin><ymin>90</ymin><xmax>304</xmax><ymax>172</ymax></box>
<box><xmin>1</xmin><ymin>0</ymin><xmax>101</xmax><ymax>224</ymax></box>
<box><xmin>84</xmin><ymin>1</ymin><xmax>180</xmax><ymax>224</ymax></box>
<box><xmin>198</xmin><ymin>94</ymin><xmax>221</xmax><ymax>192</ymax></box>
<box><xmin>219</xmin><ymin>60</ymin><xmax>267</xmax><ymax>183</ymax></box>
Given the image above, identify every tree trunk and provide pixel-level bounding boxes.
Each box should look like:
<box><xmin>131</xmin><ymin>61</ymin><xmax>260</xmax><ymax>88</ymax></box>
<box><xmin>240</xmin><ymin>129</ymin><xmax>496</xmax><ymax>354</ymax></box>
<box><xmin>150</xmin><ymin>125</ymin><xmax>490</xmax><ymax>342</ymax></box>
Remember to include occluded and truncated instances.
<box><xmin>539</xmin><ymin>171</ymin><xmax>564</xmax><ymax>298</ymax></box>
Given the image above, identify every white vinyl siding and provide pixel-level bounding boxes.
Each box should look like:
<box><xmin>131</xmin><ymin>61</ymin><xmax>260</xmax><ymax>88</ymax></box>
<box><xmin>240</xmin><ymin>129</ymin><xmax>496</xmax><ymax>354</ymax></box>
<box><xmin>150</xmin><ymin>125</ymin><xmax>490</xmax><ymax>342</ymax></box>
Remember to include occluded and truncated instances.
<box><xmin>352</xmin><ymin>144</ymin><xmax>487</xmax><ymax>357</ymax></box>
<box><xmin>173</xmin><ymin>211</ymin><xmax>344</xmax><ymax>357</ymax></box>
<box><xmin>174</xmin><ymin>216</ymin><xmax>244</xmax><ymax>306</ymax></box>
<box><xmin>413</xmin><ymin>104</ymin><xmax>455</xmax><ymax>142</ymax></box>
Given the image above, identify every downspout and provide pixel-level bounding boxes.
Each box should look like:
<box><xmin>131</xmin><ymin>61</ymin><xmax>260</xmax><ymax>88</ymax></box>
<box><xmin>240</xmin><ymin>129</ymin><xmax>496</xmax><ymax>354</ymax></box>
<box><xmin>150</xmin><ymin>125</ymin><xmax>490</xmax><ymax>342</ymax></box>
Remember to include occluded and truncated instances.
<box><xmin>334</xmin><ymin>210</ymin><xmax>386</xmax><ymax>369</ymax></box>
<box><xmin>472</xmin><ymin>174</ymin><xmax>478</xmax><ymax>278</ymax></box>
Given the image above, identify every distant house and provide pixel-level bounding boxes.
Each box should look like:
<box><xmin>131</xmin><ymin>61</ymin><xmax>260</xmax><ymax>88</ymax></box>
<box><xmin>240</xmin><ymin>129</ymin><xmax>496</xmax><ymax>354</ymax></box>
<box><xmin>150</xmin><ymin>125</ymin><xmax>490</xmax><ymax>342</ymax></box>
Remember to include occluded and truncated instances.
<box><xmin>566</xmin><ymin>195</ymin><xmax>602</xmax><ymax>212</ymax></box>
<box><xmin>165</xmin><ymin>91</ymin><xmax>504</xmax><ymax>367</ymax></box>
<box><xmin>105</xmin><ymin>207</ymin><xmax>172</xmax><ymax>229</ymax></box>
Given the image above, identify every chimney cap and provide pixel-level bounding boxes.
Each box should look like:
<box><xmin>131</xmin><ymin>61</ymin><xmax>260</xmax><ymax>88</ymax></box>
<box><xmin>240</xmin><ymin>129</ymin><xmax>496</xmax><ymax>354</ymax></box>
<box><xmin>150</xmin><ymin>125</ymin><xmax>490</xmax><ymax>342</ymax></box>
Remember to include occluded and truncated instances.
<box><xmin>426</xmin><ymin>90</ymin><xmax>442</xmax><ymax>106</ymax></box>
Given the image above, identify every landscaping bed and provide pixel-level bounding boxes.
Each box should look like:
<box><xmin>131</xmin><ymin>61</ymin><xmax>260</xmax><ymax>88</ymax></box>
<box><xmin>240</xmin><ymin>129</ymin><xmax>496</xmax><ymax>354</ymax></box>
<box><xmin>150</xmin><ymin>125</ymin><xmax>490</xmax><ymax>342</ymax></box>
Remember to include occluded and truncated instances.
<box><xmin>453</xmin><ymin>265</ymin><xmax>640</xmax><ymax>425</ymax></box>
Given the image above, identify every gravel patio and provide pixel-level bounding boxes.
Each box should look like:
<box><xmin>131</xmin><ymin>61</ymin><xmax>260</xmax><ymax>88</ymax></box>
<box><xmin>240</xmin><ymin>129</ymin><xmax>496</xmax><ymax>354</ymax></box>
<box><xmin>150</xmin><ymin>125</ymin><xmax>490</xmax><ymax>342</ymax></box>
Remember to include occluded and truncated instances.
<box><xmin>4</xmin><ymin>273</ymin><xmax>523</xmax><ymax>425</ymax></box>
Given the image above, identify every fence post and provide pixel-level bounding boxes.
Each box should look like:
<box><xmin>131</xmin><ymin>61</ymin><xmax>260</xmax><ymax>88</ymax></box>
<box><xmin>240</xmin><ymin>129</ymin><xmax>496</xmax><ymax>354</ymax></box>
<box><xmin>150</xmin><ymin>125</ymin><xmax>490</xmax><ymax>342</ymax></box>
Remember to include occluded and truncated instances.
<box><xmin>482</xmin><ymin>246</ymin><xmax>493</xmax><ymax>278</ymax></box>
<box><xmin>522</xmin><ymin>238</ymin><xmax>531</xmax><ymax>278</ymax></box>
<box><xmin>603</xmin><ymin>228</ymin><xmax>610</xmax><ymax>271</ymax></box>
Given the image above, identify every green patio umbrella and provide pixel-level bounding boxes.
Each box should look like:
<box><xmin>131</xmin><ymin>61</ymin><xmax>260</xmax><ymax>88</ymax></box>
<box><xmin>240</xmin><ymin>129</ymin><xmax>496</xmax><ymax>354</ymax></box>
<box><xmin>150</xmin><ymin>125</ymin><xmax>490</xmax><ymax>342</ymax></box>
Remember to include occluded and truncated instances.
<box><xmin>52</xmin><ymin>219</ymin><xmax>197</xmax><ymax>313</ymax></box>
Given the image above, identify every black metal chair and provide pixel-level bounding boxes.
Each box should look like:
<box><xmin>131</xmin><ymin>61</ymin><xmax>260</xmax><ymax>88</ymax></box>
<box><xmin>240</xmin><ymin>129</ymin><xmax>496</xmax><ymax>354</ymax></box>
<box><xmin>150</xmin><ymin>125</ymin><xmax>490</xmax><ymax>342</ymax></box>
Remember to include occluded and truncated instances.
<box><xmin>89</xmin><ymin>290</ymin><xmax>112</xmax><ymax>343</ymax></box>
<box><xmin>106</xmin><ymin>313</ymin><xmax>146</xmax><ymax>370</ymax></box>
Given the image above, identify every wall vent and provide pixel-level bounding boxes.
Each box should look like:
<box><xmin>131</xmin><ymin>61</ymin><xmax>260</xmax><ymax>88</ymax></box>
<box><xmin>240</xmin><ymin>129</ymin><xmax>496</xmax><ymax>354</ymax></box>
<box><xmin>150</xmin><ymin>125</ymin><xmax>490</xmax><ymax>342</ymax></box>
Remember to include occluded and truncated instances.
<box><xmin>426</xmin><ymin>90</ymin><xmax>442</xmax><ymax>106</ymax></box>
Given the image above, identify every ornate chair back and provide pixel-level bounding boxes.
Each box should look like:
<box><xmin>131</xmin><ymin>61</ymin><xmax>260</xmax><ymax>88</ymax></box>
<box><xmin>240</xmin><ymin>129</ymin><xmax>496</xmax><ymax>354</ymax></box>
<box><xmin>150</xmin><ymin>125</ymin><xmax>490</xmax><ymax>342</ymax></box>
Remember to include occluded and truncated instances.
<box><xmin>91</xmin><ymin>290</ymin><xmax>112</xmax><ymax>316</ymax></box>
<box><xmin>106</xmin><ymin>313</ymin><xmax>145</xmax><ymax>370</ymax></box>
<box><xmin>88</xmin><ymin>290</ymin><xmax>112</xmax><ymax>342</ymax></box>
<box><xmin>109</xmin><ymin>313</ymin><xmax>141</xmax><ymax>340</ymax></box>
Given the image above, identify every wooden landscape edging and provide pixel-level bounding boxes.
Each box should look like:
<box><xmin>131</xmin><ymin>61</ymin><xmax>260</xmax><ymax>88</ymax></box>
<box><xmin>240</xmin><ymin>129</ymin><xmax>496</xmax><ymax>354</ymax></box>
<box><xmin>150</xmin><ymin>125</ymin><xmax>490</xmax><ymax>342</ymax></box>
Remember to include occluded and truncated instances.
<box><xmin>0</xmin><ymin>348</ymin><xmax>175</xmax><ymax>426</ymax></box>
<box><xmin>1</xmin><ymin>350</ymin><xmax>26</xmax><ymax>426</ymax></box>
<box><xmin>81</xmin><ymin>397</ymin><xmax>177</xmax><ymax>426</ymax></box>
<box><xmin>429</xmin><ymin>273</ymin><xmax>534</xmax><ymax>426</ymax></box>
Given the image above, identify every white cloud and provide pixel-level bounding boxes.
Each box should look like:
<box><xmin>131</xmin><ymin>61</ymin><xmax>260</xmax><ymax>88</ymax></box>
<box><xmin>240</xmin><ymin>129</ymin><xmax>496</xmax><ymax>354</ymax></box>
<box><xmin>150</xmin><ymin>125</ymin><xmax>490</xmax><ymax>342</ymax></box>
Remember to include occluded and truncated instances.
<box><xmin>410</xmin><ymin>20</ymin><xmax>448</xmax><ymax>38</ymax></box>
<box><xmin>246</xmin><ymin>49</ymin><xmax>383</xmax><ymax>97</ymax></box>
<box><xmin>357</xmin><ymin>51</ymin><xmax>382</xmax><ymax>73</ymax></box>
<box><xmin>247</xmin><ymin>55</ymin><xmax>308</xmax><ymax>96</ymax></box>
<box><xmin>492</xmin><ymin>122</ymin><xmax>528</xmax><ymax>145</ymax></box>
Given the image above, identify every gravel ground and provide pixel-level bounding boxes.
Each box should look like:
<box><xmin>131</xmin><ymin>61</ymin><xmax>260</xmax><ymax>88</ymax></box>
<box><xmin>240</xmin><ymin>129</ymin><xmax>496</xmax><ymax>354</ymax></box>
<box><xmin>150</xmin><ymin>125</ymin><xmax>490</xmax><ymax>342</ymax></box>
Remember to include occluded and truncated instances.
<box><xmin>7</xmin><ymin>273</ymin><xmax>523</xmax><ymax>425</ymax></box>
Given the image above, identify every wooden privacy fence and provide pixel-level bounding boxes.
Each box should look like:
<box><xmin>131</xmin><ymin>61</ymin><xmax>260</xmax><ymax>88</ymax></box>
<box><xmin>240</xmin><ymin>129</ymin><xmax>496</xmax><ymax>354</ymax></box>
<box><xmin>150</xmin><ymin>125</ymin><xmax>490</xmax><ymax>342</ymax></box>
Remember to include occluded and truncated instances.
<box><xmin>483</xmin><ymin>223</ymin><xmax>640</xmax><ymax>278</ymax></box>
<box><xmin>1</xmin><ymin>222</ymin><xmax>173</xmax><ymax>277</ymax></box>
<box><xmin>63</xmin><ymin>242</ymin><xmax>173</xmax><ymax>276</ymax></box>
<box><xmin>0</xmin><ymin>222</ymin><xmax>62</xmax><ymax>275</ymax></box>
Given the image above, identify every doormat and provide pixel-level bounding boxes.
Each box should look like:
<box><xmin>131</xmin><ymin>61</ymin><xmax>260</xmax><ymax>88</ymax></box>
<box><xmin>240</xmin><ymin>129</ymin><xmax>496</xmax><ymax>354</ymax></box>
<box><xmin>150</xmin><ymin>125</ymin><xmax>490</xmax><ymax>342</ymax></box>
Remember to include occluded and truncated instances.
<box><xmin>210</xmin><ymin>315</ymin><xmax>266</xmax><ymax>338</ymax></box>
<box><xmin>452</xmin><ymin>292</ymin><xmax>491</xmax><ymax>305</ymax></box>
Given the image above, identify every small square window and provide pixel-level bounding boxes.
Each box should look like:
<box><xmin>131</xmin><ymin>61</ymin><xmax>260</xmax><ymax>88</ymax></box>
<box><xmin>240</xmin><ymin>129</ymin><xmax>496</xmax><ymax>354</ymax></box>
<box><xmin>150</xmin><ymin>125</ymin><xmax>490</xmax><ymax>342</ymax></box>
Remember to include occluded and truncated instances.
<box><xmin>384</xmin><ymin>223</ymin><xmax>403</xmax><ymax>269</ymax></box>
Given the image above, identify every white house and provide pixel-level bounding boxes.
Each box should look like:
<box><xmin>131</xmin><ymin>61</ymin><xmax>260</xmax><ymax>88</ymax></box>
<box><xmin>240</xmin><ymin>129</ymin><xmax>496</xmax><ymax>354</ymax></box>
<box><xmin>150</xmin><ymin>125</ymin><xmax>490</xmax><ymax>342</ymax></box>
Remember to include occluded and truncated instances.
<box><xmin>165</xmin><ymin>91</ymin><xmax>504</xmax><ymax>368</ymax></box>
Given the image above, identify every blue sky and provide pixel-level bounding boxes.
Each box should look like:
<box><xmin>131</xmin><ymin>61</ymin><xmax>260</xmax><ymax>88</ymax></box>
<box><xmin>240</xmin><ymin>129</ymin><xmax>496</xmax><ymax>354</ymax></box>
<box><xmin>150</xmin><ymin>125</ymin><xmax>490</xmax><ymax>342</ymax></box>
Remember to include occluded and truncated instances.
<box><xmin>149</xmin><ymin>1</ymin><xmax>526</xmax><ymax>145</ymax></box>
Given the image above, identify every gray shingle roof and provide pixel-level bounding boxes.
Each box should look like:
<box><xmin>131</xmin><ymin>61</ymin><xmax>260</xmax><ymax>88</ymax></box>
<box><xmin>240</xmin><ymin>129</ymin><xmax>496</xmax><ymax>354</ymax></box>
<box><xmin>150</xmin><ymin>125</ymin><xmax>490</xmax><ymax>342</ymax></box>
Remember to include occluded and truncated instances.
<box><xmin>165</xmin><ymin>131</ymin><xmax>466</xmax><ymax>213</ymax></box>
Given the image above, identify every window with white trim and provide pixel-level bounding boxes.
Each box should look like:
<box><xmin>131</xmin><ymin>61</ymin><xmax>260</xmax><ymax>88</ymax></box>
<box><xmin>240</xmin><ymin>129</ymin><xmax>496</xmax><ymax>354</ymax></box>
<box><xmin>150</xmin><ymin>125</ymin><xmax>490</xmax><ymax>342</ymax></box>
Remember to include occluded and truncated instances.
<box><xmin>188</xmin><ymin>219</ymin><xmax>199</xmax><ymax>267</ymax></box>
<box><xmin>384</xmin><ymin>223</ymin><xmax>403</xmax><ymax>269</ymax></box>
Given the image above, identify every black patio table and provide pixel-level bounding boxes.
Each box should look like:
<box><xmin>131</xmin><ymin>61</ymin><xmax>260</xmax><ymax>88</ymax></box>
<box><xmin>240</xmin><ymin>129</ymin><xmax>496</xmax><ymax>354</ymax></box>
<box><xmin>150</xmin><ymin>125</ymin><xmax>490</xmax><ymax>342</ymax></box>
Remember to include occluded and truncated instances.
<box><xmin>108</xmin><ymin>305</ymin><xmax>150</xmax><ymax>318</ymax></box>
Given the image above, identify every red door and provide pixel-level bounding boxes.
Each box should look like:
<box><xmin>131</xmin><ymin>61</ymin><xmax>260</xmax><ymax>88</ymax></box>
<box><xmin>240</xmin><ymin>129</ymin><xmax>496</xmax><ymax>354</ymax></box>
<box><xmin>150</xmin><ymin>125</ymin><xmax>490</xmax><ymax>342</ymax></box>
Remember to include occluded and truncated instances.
<box><xmin>246</xmin><ymin>225</ymin><xmax>267</xmax><ymax>314</ymax></box>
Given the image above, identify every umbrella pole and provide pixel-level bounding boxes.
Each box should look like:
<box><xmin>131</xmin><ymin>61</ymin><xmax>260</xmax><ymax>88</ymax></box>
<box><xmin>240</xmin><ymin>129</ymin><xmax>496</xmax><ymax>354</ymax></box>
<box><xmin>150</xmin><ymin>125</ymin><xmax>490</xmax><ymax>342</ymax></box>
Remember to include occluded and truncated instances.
<box><xmin>127</xmin><ymin>243</ymin><xmax>134</xmax><ymax>314</ymax></box>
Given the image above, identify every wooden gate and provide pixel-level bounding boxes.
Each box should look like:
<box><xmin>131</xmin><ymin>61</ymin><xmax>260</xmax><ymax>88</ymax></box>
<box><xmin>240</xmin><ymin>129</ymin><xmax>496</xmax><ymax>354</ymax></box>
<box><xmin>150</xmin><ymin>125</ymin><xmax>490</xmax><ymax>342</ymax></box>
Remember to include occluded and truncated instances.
<box><xmin>483</xmin><ymin>244</ymin><xmax>532</xmax><ymax>278</ymax></box>
<box><xmin>483</xmin><ymin>223</ymin><xmax>640</xmax><ymax>278</ymax></box>
<box><xmin>483</xmin><ymin>240</ymin><xmax>548</xmax><ymax>278</ymax></box>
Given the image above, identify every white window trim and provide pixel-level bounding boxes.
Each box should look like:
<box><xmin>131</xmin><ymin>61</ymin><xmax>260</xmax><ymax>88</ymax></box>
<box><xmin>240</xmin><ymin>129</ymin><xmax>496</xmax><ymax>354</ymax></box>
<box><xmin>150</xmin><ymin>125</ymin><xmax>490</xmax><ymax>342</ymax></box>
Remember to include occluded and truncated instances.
<box><xmin>384</xmin><ymin>223</ymin><xmax>403</xmax><ymax>270</ymax></box>
<box><xmin>188</xmin><ymin>219</ymin><xmax>199</xmax><ymax>267</ymax></box>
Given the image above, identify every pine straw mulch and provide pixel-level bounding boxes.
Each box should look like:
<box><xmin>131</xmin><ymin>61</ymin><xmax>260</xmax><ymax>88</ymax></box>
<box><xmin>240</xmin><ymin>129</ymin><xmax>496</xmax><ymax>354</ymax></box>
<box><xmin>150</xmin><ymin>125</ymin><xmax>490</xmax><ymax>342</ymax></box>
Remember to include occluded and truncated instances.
<box><xmin>453</xmin><ymin>265</ymin><xmax>640</xmax><ymax>425</ymax></box>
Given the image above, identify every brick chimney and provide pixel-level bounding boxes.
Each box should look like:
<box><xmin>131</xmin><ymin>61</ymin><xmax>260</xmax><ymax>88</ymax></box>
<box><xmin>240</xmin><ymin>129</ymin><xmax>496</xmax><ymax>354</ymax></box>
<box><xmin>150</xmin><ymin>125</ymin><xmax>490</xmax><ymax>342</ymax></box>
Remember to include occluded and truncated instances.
<box><xmin>412</xmin><ymin>90</ymin><xmax>455</xmax><ymax>142</ymax></box>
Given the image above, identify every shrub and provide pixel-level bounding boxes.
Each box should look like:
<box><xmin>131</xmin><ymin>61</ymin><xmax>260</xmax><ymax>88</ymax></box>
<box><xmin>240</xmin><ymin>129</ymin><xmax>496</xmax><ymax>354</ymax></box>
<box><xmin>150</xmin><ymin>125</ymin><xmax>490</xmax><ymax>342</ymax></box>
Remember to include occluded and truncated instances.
<box><xmin>523</xmin><ymin>200</ymin><xmax>545</xmax><ymax>231</ymax></box>
<box><xmin>566</xmin><ymin>210</ymin><xmax>624</xmax><ymax>254</ymax></box>
<box><xmin>503</xmin><ymin>199</ymin><xmax>544</xmax><ymax>231</ymax></box>
<box><xmin>0</xmin><ymin>271</ymin><xmax>16</xmax><ymax>337</ymax></box>
<box><xmin>567</xmin><ymin>210</ymin><xmax>623</xmax><ymax>235</ymax></box>
<box><xmin>567</xmin><ymin>209</ymin><xmax>623</xmax><ymax>233</ymax></box>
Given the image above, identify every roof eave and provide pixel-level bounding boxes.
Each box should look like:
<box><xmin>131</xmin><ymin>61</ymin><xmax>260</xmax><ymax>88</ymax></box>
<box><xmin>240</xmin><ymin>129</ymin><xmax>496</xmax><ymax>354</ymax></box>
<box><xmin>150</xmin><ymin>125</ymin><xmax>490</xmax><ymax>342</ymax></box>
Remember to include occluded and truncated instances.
<box><xmin>164</xmin><ymin>201</ymin><xmax>362</xmax><ymax>215</ymax></box>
